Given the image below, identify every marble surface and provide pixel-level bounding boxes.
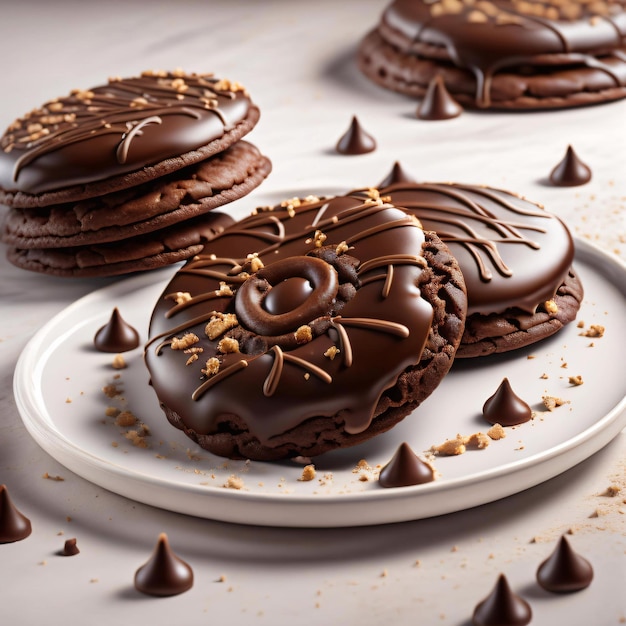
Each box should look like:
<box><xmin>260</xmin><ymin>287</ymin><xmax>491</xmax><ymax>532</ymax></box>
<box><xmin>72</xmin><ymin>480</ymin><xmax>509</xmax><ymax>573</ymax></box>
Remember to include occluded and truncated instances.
<box><xmin>0</xmin><ymin>1</ymin><xmax>625</xmax><ymax>624</ymax></box>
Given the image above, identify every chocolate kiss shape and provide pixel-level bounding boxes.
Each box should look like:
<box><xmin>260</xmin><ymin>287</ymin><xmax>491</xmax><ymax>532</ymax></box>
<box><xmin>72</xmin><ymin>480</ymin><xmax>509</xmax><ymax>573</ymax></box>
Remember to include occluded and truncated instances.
<box><xmin>336</xmin><ymin>116</ymin><xmax>376</xmax><ymax>155</ymax></box>
<box><xmin>536</xmin><ymin>535</ymin><xmax>593</xmax><ymax>593</ymax></box>
<box><xmin>134</xmin><ymin>533</ymin><xmax>193</xmax><ymax>597</ymax></box>
<box><xmin>378</xmin><ymin>161</ymin><xmax>417</xmax><ymax>188</ymax></box>
<box><xmin>61</xmin><ymin>537</ymin><xmax>80</xmax><ymax>556</ymax></box>
<box><xmin>549</xmin><ymin>145</ymin><xmax>591</xmax><ymax>187</ymax></box>
<box><xmin>378</xmin><ymin>442</ymin><xmax>435</xmax><ymax>488</ymax></box>
<box><xmin>94</xmin><ymin>307</ymin><xmax>140</xmax><ymax>353</ymax></box>
<box><xmin>482</xmin><ymin>378</ymin><xmax>532</xmax><ymax>426</ymax></box>
<box><xmin>472</xmin><ymin>573</ymin><xmax>532</xmax><ymax>626</ymax></box>
<box><xmin>417</xmin><ymin>75</ymin><xmax>462</xmax><ymax>121</ymax></box>
<box><xmin>0</xmin><ymin>484</ymin><xmax>32</xmax><ymax>543</ymax></box>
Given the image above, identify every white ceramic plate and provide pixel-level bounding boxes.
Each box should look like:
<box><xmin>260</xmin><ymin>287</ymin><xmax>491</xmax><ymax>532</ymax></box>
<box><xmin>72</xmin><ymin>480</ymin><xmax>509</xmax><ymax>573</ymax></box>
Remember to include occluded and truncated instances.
<box><xmin>14</xmin><ymin>238</ymin><xmax>626</xmax><ymax>528</ymax></box>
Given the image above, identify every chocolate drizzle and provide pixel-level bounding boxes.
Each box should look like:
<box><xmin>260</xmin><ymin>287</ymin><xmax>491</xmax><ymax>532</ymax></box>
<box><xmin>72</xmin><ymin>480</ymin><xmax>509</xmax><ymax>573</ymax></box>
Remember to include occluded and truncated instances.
<box><xmin>145</xmin><ymin>194</ymin><xmax>435</xmax><ymax>450</ymax></box>
<box><xmin>536</xmin><ymin>535</ymin><xmax>594</xmax><ymax>593</ymax></box>
<box><xmin>482</xmin><ymin>378</ymin><xmax>532</xmax><ymax>426</ymax></box>
<box><xmin>0</xmin><ymin>71</ymin><xmax>252</xmax><ymax>195</ymax></box>
<box><xmin>379</xmin><ymin>442</ymin><xmax>435</xmax><ymax>487</ymax></box>
<box><xmin>370</xmin><ymin>182</ymin><xmax>574</xmax><ymax>316</ymax></box>
<box><xmin>549</xmin><ymin>145</ymin><xmax>592</xmax><ymax>186</ymax></box>
<box><xmin>94</xmin><ymin>308</ymin><xmax>140</xmax><ymax>353</ymax></box>
<box><xmin>336</xmin><ymin>116</ymin><xmax>376</xmax><ymax>155</ymax></box>
<box><xmin>134</xmin><ymin>533</ymin><xmax>193</xmax><ymax>597</ymax></box>
<box><xmin>472</xmin><ymin>573</ymin><xmax>532</xmax><ymax>626</ymax></box>
<box><xmin>0</xmin><ymin>484</ymin><xmax>32</xmax><ymax>544</ymax></box>
<box><xmin>417</xmin><ymin>75</ymin><xmax>463</xmax><ymax>120</ymax></box>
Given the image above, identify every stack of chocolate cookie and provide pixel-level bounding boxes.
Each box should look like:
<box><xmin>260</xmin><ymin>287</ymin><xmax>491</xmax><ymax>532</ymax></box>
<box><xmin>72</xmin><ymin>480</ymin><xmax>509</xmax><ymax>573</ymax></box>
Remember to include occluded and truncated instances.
<box><xmin>358</xmin><ymin>0</ymin><xmax>626</xmax><ymax>110</ymax></box>
<box><xmin>0</xmin><ymin>70</ymin><xmax>272</xmax><ymax>277</ymax></box>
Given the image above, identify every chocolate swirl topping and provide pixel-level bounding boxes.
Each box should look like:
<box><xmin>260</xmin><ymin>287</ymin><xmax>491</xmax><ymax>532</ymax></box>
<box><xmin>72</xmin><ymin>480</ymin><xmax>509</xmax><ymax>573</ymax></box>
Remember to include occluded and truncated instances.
<box><xmin>382</xmin><ymin>0</ymin><xmax>626</xmax><ymax>107</ymax></box>
<box><xmin>145</xmin><ymin>194</ymin><xmax>434</xmax><ymax>445</ymax></box>
<box><xmin>365</xmin><ymin>182</ymin><xmax>574</xmax><ymax>316</ymax></box>
<box><xmin>0</xmin><ymin>70</ymin><xmax>253</xmax><ymax>195</ymax></box>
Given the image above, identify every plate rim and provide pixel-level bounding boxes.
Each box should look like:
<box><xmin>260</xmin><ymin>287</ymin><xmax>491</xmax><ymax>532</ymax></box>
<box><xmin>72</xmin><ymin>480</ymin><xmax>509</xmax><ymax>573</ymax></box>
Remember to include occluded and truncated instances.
<box><xmin>13</xmin><ymin>237</ymin><xmax>626</xmax><ymax>526</ymax></box>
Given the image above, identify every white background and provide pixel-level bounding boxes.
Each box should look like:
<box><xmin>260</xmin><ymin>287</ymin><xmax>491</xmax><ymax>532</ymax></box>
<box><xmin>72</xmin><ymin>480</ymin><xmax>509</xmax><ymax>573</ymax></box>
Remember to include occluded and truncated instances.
<box><xmin>0</xmin><ymin>1</ymin><xmax>625</xmax><ymax>624</ymax></box>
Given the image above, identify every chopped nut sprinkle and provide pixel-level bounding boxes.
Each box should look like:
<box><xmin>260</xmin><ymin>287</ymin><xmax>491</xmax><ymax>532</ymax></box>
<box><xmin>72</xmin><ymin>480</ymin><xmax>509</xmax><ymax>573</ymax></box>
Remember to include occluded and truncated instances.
<box><xmin>294</xmin><ymin>325</ymin><xmax>313</xmax><ymax>344</ymax></box>
<box><xmin>217</xmin><ymin>337</ymin><xmax>240</xmax><ymax>354</ymax></box>
<box><xmin>324</xmin><ymin>346</ymin><xmax>340</xmax><ymax>360</ymax></box>
<box><xmin>202</xmin><ymin>357</ymin><xmax>221</xmax><ymax>377</ymax></box>
<box><xmin>205</xmin><ymin>312</ymin><xmax>238</xmax><ymax>340</ymax></box>
<box><xmin>544</xmin><ymin>299</ymin><xmax>558</xmax><ymax>314</ymax></box>
<box><xmin>112</xmin><ymin>354</ymin><xmax>126</xmax><ymax>370</ymax></box>
<box><xmin>171</xmin><ymin>333</ymin><xmax>199</xmax><ymax>350</ymax></box>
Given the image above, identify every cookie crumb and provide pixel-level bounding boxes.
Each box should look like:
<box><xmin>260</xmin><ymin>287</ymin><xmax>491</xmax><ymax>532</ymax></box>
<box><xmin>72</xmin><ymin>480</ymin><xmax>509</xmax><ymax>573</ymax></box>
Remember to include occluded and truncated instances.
<box><xmin>579</xmin><ymin>324</ymin><xmax>605</xmax><ymax>338</ymax></box>
<box><xmin>568</xmin><ymin>375</ymin><xmax>584</xmax><ymax>386</ymax></box>
<box><xmin>115</xmin><ymin>410</ymin><xmax>137</xmax><ymax>427</ymax></box>
<box><xmin>542</xmin><ymin>395</ymin><xmax>570</xmax><ymax>411</ymax></box>
<box><xmin>487</xmin><ymin>423</ymin><xmax>506</xmax><ymax>440</ymax></box>
<box><xmin>112</xmin><ymin>354</ymin><xmax>126</xmax><ymax>369</ymax></box>
<box><xmin>298</xmin><ymin>465</ymin><xmax>316</xmax><ymax>482</ymax></box>
<box><xmin>602</xmin><ymin>485</ymin><xmax>621</xmax><ymax>497</ymax></box>
<box><xmin>42</xmin><ymin>472</ymin><xmax>64</xmax><ymax>481</ymax></box>
<box><xmin>224</xmin><ymin>475</ymin><xmax>244</xmax><ymax>490</ymax></box>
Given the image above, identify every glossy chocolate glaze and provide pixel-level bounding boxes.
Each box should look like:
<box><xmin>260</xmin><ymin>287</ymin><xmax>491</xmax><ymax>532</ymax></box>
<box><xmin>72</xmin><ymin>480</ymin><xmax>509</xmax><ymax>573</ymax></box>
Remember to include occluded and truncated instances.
<box><xmin>0</xmin><ymin>484</ymin><xmax>32</xmax><ymax>543</ymax></box>
<box><xmin>134</xmin><ymin>533</ymin><xmax>193</xmax><ymax>597</ymax></box>
<box><xmin>482</xmin><ymin>378</ymin><xmax>532</xmax><ymax>426</ymax></box>
<box><xmin>336</xmin><ymin>116</ymin><xmax>377</xmax><ymax>154</ymax></box>
<box><xmin>0</xmin><ymin>71</ymin><xmax>252</xmax><ymax>194</ymax></box>
<box><xmin>472</xmin><ymin>573</ymin><xmax>532</xmax><ymax>626</ymax></box>
<box><xmin>145</xmin><ymin>193</ymin><xmax>434</xmax><ymax>445</ymax></box>
<box><xmin>370</xmin><ymin>182</ymin><xmax>574</xmax><ymax>316</ymax></box>
<box><xmin>382</xmin><ymin>0</ymin><xmax>626</xmax><ymax>107</ymax></box>
<box><xmin>379</xmin><ymin>442</ymin><xmax>435</xmax><ymax>487</ymax></box>
<box><xmin>417</xmin><ymin>75</ymin><xmax>462</xmax><ymax>120</ymax></box>
<box><xmin>94</xmin><ymin>308</ymin><xmax>140</xmax><ymax>353</ymax></box>
<box><xmin>549</xmin><ymin>145</ymin><xmax>592</xmax><ymax>186</ymax></box>
<box><xmin>536</xmin><ymin>535</ymin><xmax>594</xmax><ymax>592</ymax></box>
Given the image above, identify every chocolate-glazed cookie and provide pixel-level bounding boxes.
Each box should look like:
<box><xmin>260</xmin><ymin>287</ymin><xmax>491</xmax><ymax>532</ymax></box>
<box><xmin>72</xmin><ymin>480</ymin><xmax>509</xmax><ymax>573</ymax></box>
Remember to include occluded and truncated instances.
<box><xmin>2</xmin><ymin>141</ymin><xmax>270</xmax><ymax>249</ymax></box>
<box><xmin>0</xmin><ymin>70</ymin><xmax>261</xmax><ymax>207</ymax></box>
<box><xmin>6</xmin><ymin>211</ymin><xmax>234</xmax><ymax>278</ymax></box>
<box><xmin>364</xmin><ymin>182</ymin><xmax>583</xmax><ymax>357</ymax></box>
<box><xmin>358</xmin><ymin>0</ymin><xmax>626</xmax><ymax>110</ymax></box>
<box><xmin>145</xmin><ymin>192</ymin><xmax>467</xmax><ymax>461</ymax></box>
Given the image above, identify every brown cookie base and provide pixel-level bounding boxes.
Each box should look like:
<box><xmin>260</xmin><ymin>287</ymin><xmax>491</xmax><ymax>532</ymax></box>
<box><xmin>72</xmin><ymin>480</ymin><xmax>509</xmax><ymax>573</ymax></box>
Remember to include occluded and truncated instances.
<box><xmin>157</xmin><ymin>230</ymin><xmax>467</xmax><ymax>461</ymax></box>
<box><xmin>457</xmin><ymin>269</ymin><xmax>583</xmax><ymax>358</ymax></box>
<box><xmin>5</xmin><ymin>211</ymin><xmax>234</xmax><ymax>278</ymax></box>
<box><xmin>2</xmin><ymin>141</ymin><xmax>271</xmax><ymax>248</ymax></box>
<box><xmin>0</xmin><ymin>106</ymin><xmax>261</xmax><ymax>209</ymax></box>
<box><xmin>358</xmin><ymin>29</ymin><xmax>626</xmax><ymax>110</ymax></box>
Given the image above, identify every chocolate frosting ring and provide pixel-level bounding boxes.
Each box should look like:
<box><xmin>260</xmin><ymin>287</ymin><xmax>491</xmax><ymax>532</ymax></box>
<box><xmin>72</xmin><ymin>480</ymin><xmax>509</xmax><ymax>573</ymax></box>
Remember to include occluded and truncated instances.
<box><xmin>235</xmin><ymin>256</ymin><xmax>339</xmax><ymax>336</ymax></box>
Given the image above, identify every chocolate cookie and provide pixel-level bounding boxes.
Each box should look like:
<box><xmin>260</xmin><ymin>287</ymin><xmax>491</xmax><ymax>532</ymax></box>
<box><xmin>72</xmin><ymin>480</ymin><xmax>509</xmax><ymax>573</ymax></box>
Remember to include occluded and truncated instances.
<box><xmin>0</xmin><ymin>70</ymin><xmax>261</xmax><ymax>207</ymax></box>
<box><xmin>362</xmin><ymin>182</ymin><xmax>583</xmax><ymax>357</ymax></box>
<box><xmin>144</xmin><ymin>192</ymin><xmax>467</xmax><ymax>461</ymax></box>
<box><xmin>358</xmin><ymin>0</ymin><xmax>626</xmax><ymax>110</ymax></box>
<box><xmin>2</xmin><ymin>141</ymin><xmax>270</xmax><ymax>249</ymax></box>
<box><xmin>5</xmin><ymin>211</ymin><xmax>234</xmax><ymax>278</ymax></box>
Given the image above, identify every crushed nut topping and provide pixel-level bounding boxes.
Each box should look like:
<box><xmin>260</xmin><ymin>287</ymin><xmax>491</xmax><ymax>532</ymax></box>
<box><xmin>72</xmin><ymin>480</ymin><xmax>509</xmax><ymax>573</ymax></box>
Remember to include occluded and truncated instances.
<box><xmin>171</xmin><ymin>333</ymin><xmax>199</xmax><ymax>350</ymax></box>
<box><xmin>205</xmin><ymin>312</ymin><xmax>239</xmax><ymax>340</ymax></box>
<box><xmin>294</xmin><ymin>325</ymin><xmax>313</xmax><ymax>344</ymax></box>
<box><xmin>324</xmin><ymin>346</ymin><xmax>340</xmax><ymax>360</ymax></box>
<box><xmin>305</xmin><ymin>229</ymin><xmax>327</xmax><ymax>248</ymax></box>
<box><xmin>335</xmin><ymin>241</ymin><xmax>350</xmax><ymax>255</ymax></box>
<box><xmin>217</xmin><ymin>337</ymin><xmax>240</xmax><ymax>354</ymax></box>
<box><xmin>202</xmin><ymin>357</ymin><xmax>221</xmax><ymax>377</ymax></box>
<box><xmin>165</xmin><ymin>291</ymin><xmax>192</xmax><ymax>305</ymax></box>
